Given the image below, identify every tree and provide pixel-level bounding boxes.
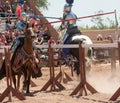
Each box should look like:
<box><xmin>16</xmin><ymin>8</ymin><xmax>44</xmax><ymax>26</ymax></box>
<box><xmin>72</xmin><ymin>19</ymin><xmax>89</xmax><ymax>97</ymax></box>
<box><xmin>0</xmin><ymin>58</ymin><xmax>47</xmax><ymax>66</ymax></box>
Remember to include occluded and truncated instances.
<box><xmin>90</xmin><ymin>10</ymin><xmax>119</xmax><ymax>29</ymax></box>
<box><xmin>91</xmin><ymin>10</ymin><xmax>106</xmax><ymax>29</ymax></box>
<box><xmin>34</xmin><ymin>0</ymin><xmax>49</xmax><ymax>10</ymax></box>
<box><xmin>106</xmin><ymin>17</ymin><xmax>116</xmax><ymax>29</ymax></box>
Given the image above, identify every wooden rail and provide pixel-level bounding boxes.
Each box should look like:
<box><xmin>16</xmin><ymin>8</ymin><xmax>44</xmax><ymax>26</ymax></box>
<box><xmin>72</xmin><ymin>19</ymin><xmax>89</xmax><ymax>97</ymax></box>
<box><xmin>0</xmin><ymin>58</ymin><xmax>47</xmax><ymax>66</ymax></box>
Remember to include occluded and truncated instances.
<box><xmin>1</xmin><ymin>42</ymin><xmax>120</xmax><ymax>101</ymax></box>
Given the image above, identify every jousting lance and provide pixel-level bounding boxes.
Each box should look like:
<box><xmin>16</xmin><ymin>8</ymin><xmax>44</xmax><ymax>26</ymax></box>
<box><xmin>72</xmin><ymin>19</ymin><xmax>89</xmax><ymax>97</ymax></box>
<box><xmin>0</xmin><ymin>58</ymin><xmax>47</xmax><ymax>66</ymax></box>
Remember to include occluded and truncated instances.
<box><xmin>36</xmin><ymin>11</ymin><xmax>115</xmax><ymax>25</ymax></box>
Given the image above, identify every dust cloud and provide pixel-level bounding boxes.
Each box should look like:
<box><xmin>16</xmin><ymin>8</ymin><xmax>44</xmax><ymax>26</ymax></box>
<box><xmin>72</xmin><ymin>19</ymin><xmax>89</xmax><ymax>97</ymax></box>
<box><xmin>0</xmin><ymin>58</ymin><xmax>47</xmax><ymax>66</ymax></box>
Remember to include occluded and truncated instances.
<box><xmin>87</xmin><ymin>66</ymin><xmax>120</xmax><ymax>94</ymax></box>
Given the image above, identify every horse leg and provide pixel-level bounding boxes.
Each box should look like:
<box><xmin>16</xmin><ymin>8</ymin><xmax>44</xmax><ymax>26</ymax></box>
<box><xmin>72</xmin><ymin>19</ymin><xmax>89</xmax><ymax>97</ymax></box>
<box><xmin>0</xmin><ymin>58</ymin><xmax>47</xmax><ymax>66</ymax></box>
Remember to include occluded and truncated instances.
<box><xmin>26</xmin><ymin>70</ymin><xmax>32</xmax><ymax>94</ymax></box>
<box><xmin>22</xmin><ymin>69</ymin><xmax>27</xmax><ymax>92</ymax></box>
<box><xmin>12</xmin><ymin>75</ymin><xmax>17</xmax><ymax>89</ymax></box>
<box><xmin>74</xmin><ymin>61</ymin><xmax>80</xmax><ymax>81</ymax></box>
<box><xmin>17</xmin><ymin>73</ymin><xmax>22</xmax><ymax>90</ymax></box>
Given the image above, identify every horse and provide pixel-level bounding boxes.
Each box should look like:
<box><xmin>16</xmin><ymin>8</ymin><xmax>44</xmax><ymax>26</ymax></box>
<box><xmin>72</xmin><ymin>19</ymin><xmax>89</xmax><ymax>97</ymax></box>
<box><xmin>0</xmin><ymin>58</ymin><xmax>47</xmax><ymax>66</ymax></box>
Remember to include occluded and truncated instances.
<box><xmin>69</xmin><ymin>34</ymin><xmax>93</xmax><ymax>76</ymax></box>
<box><xmin>0</xmin><ymin>22</ymin><xmax>42</xmax><ymax>94</ymax></box>
<box><xmin>59</xmin><ymin>29</ymin><xmax>93</xmax><ymax>78</ymax></box>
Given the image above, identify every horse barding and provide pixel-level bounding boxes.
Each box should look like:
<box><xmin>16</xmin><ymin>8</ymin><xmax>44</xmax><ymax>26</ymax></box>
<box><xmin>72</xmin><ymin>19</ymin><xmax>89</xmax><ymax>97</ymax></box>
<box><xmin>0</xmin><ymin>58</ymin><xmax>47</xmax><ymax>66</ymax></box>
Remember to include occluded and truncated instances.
<box><xmin>70</xmin><ymin>34</ymin><xmax>93</xmax><ymax>75</ymax></box>
<box><xmin>0</xmin><ymin>22</ymin><xmax>42</xmax><ymax>94</ymax></box>
<box><xmin>59</xmin><ymin>29</ymin><xmax>93</xmax><ymax>77</ymax></box>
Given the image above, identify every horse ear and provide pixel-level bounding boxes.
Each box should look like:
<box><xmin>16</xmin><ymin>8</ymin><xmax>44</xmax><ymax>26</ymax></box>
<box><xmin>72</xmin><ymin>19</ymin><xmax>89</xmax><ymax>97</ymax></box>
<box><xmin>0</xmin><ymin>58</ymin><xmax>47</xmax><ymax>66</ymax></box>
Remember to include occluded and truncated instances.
<box><xmin>25</xmin><ymin>21</ymin><xmax>29</xmax><ymax>30</ymax></box>
<box><xmin>23</xmin><ymin>22</ymin><xmax>29</xmax><ymax>33</ymax></box>
<box><xmin>26</xmin><ymin>21</ymin><xmax>29</xmax><ymax>29</ymax></box>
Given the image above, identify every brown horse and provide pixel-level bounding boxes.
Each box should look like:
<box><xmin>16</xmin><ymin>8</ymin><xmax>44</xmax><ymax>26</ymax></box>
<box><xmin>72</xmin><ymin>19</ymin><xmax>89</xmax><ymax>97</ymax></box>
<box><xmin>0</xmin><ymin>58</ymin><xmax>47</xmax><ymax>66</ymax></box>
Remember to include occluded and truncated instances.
<box><xmin>11</xmin><ymin>23</ymin><xmax>42</xmax><ymax>94</ymax></box>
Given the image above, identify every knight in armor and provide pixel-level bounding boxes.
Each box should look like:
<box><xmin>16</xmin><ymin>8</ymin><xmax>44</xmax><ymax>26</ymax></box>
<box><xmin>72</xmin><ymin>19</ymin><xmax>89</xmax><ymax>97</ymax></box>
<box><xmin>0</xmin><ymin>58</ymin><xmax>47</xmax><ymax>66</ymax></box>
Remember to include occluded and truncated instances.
<box><xmin>60</xmin><ymin>3</ymin><xmax>81</xmax><ymax>58</ymax></box>
<box><xmin>10</xmin><ymin>12</ymin><xmax>27</xmax><ymax>53</ymax></box>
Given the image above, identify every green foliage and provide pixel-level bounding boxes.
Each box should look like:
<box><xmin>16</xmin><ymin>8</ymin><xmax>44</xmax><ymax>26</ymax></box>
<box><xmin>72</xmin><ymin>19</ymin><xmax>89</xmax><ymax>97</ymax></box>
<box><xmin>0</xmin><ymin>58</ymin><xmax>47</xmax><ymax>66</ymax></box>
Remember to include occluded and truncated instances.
<box><xmin>34</xmin><ymin>0</ymin><xmax>49</xmax><ymax>10</ymax></box>
<box><xmin>89</xmin><ymin>10</ymin><xmax>118</xmax><ymax>30</ymax></box>
<box><xmin>91</xmin><ymin>10</ymin><xmax>105</xmax><ymax>29</ymax></box>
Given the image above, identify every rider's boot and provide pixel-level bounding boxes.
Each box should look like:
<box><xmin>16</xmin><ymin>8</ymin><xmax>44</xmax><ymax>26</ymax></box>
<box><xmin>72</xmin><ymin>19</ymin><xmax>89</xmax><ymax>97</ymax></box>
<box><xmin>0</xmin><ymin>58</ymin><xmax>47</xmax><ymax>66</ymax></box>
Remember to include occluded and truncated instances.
<box><xmin>10</xmin><ymin>40</ymin><xmax>21</xmax><ymax>53</ymax></box>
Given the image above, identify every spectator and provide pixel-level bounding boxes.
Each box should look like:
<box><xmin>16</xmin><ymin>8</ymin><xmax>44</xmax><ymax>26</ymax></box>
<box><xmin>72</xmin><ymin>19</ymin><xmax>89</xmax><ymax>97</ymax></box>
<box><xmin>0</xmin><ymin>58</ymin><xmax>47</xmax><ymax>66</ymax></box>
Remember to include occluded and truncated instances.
<box><xmin>16</xmin><ymin>3</ymin><xmax>22</xmax><ymax>19</ymax></box>
<box><xmin>18</xmin><ymin>0</ymin><xmax>24</xmax><ymax>6</ymax></box>
<box><xmin>0</xmin><ymin>0</ymin><xmax>5</xmax><ymax>9</ymax></box>
<box><xmin>12</xmin><ymin>20</ymin><xmax>17</xmax><ymax>30</ymax></box>
<box><xmin>29</xmin><ymin>17</ymin><xmax>36</xmax><ymax>25</ymax></box>
<box><xmin>22</xmin><ymin>1</ymin><xmax>28</xmax><ymax>11</ymax></box>
<box><xmin>11</xmin><ymin>1</ymin><xmax>17</xmax><ymax>14</ymax></box>
<box><xmin>97</xmin><ymin>34</ymin><xmax>103</xmax><ymax>41</ymax></box>
<box><xmin>107</xmin><ymin>35</ymin><xmax>113</xmax><ymax>42</ymax></box>
<box><xmin>28</xmin><ymin>9</ymin><xmax>35</xmax><ymax>18</ymax></box>
<box><xmin>4</xmin><ymin>1</ymin><xmax>12</xmax><ymax>15</ymax></box>
<box><xmin>5</xmin><ymin>30</ymin><xmax>13</xmax><ymax>44</ymax></box>
<box><xmin>0</xmin><ymin>18</ymin><xmax>1</xmax><ymax>24</ymax></box>
<box><xmin>34</xmin><ymin>20</ymin><xmax>40</xmax><ymax>33</ymax></box>
<box><xmin>5</xmin><ymin>16</ymin><xmax>12</xmax><ymax>31</ymax></box>
<box><xmin>0</xmin><ymin>33</ymin><xmax>7</xmax><ymax>45</ymax></box>
<box><xmin>104</xmin><ymin>36</ymin><xmax>107</xmax><ymax>40</ymax></box>
<box><xmin>39</xmin><ymin>26</ymin><xmax>46</xmax><ymax>36</ymax></box>
<box><xmin>38</xmin><ymin>25</ymin><xmax>50</xmax><ymax>41</ymax></box>
<box><xmin>48</xmin><ymin>37</ymin><xmax>56</xmax><ymax>45</ymax></box>
<box><xmin>38</xmin><ymin>34</ymin><xmax>43</xmax><ymax>43</ymax></box>
<box><xmin>0</xmin><ymin>5</ymin><xmax>5</xmax><ymax>17</ymax></box>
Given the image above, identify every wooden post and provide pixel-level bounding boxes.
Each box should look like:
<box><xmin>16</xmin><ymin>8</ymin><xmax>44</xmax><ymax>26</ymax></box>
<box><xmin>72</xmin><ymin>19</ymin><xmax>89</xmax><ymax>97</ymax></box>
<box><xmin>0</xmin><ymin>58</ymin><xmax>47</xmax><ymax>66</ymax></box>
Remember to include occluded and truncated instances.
<box><xmin>118</xmin><ymin>41</ymin><xmax>120</xmax><ymax>67</ymax></box>
<box><xmin>109</xmin><ymin>41</ymin><xmax>120</xmax><ymax>101</ymax></box>
<box><xmin>111</xmin><ymin>49</ymin><xmax>116</xmax><ymax>72</ymax></box>
<box><xmin>30</xmin><ymin>80</ymin><xmax>37</xmax><ymax>87</ymax></box>
<box><xmin>70</xmin><ymin>43</ymin><xmax>97</xmax><ymax>96</ymax></box>
<box><xmin>0</xmin><ymin>48</ymin><xmax>25</xmax><ymax>102</ymax></box>
<box><xmin>55</xmin><ymin>48</ymin><xmax>72</xmax><ymax>83</ymax></box>
<box><xmin>40</xmin><ymin>43</ymin><xmax>65</xmax><ymax>91</ymax></box>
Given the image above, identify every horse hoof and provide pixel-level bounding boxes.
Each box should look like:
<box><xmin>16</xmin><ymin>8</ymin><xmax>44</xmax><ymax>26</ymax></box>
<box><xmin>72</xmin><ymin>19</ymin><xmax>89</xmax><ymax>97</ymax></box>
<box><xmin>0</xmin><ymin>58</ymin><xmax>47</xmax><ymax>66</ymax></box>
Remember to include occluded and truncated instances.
<box><xmin>25</xmin><ymin>93</ymin><xmax>33</xmax><ymax>96</ymax></box>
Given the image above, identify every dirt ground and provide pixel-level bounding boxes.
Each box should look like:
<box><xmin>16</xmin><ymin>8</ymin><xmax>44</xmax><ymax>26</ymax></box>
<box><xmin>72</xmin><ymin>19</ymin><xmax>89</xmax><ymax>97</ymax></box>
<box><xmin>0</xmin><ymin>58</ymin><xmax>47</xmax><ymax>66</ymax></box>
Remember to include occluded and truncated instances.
<box><xmin>1</xmin><ymin>61</ymin><xmax>120</xmax><ymax>103</ymax></box>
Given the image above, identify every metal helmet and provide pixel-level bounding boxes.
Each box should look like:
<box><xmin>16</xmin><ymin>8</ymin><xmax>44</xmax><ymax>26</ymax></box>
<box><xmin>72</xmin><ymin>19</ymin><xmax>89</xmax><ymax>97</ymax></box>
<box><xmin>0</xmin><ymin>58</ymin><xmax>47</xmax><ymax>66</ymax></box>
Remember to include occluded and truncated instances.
<box><xmin>66</xmin><ymin>0</ymin><xmax>74</xmax><ymax>4</ymax></box>
<box><xmin>64</xmin><ymin>4</ymin><xmax>72</xmax><ymax>13</ymax></box>
<box><xmin>64</xmin><ymin>4</ymin><xmax>72</xmax><ymax>9</ymax></box>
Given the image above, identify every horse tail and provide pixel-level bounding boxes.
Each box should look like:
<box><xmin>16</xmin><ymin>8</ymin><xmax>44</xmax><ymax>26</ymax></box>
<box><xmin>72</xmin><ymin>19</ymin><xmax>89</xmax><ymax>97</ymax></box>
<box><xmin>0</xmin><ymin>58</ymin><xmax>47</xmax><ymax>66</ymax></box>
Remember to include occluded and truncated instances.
<box><xmin>87</xmin><ymin>47</ymin><xmax>94</xmax><ymax>58</ymax></box>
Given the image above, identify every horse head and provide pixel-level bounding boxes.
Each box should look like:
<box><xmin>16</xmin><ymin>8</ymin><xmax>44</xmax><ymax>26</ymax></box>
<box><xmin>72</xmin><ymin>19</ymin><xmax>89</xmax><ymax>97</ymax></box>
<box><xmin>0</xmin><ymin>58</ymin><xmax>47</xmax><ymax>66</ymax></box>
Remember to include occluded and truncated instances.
<box><xmin>24</xmin><ymin>21</ymin><xmax>36</xmax><ymax>40</ymax></box>
<box><xmin>23</xmin><ymin>21</ymin><xmax>36</xmax><ymax>54</ymax></box>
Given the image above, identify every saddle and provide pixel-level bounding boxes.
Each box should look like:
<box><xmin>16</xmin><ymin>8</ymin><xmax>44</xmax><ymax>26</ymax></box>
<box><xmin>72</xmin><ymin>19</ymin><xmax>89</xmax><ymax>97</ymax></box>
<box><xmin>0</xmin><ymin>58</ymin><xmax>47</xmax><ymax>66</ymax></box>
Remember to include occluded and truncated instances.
<box><xmin>65</xmin><ymin>26</ymin><xmax>81</xmax><ymax>43</ymax></box>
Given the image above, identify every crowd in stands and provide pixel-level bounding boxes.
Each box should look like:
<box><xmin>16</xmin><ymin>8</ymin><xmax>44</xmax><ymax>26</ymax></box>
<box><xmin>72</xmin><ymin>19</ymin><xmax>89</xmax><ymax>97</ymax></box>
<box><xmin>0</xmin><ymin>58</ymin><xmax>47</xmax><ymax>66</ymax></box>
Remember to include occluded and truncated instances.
<box><xmin>97</xmin><ymin>34</ymin><xmax>112</xmax><ymax>41</ymax></box>
<box><xmin>0</xmin><ymin>0</ymin><xmax>56</xmax><ymax>47</ymax></box>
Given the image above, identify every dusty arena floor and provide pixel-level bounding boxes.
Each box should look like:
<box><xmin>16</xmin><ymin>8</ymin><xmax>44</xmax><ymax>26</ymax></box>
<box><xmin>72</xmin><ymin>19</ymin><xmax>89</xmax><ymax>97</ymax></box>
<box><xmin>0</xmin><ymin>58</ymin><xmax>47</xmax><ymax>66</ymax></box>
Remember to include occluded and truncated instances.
<box><xmin>1</xmin><ymin>61</ymin><xmax>120</xmax><ymax>103</ymax></box>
